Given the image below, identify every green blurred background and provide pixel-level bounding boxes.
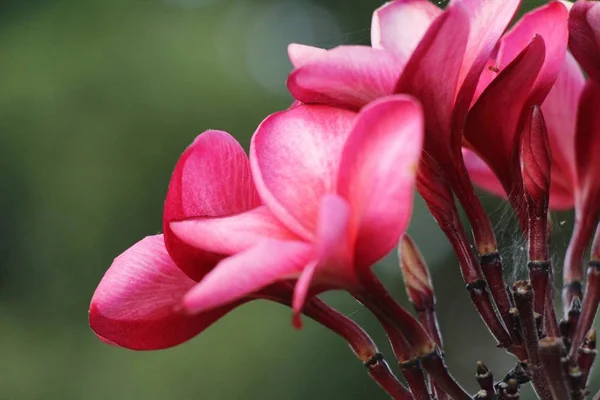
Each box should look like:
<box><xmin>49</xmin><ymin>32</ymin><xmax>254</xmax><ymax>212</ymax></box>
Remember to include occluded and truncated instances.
<box><xmin>0</xmin><ymin>0</ymin><xmax>597</xmax><ymax>399</ymax></box>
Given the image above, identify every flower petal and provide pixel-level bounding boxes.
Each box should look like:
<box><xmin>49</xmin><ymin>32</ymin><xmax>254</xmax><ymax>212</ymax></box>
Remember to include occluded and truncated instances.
<box><xmin>569</xmin><ymin>0</ymin><xmax>600</xmax><ymax>81</ymax></box>
<box><xmin>164</xmin><ymin>130</ymin><xmax>261</xmax><ymax>281</ymax></box>
<box><xmin>182</xmin><ymin>240</ymin><xmax>313</xmax><ymax>314</ymax></box>
<box><xmin>292</xmin><ymin>194</ymin><xmax>352</xmax><ymax>328</ymax></box>
<box><xmin>452</xmin><ymin>0</ymin><xmax>522</xmax><ymax>128</ymax></box>
<box><xmin>575</xmin><ymin>79</ymin><xmax>600</xmax><ymax>210</ymax></box>
<box><xmin>337</xmin><ymin>95</ymin><xmax>423</xmax><ymax>268</ymax></box>
<box><xmin>462</xmin><ymin>148</ymin><xmax>506</xmax><ymax>198</ymax></box>
<box><xmin>250</xmin><ymin>105</ymin><xmax>356</xmax><ymax>239</ymax></box>
<box><xmin>169</xmin><ymin>206</ymin><xmax>298</xmax><ymax>255</ymax></box>
<box><xmin>394</xmin><ymin>3</ymin><xmax>470</xmax><ymax>158</ymax></box>
<box><xmin>496</xmin><ymin>2</ymin><xmax>569</xmax><ymax>104</ymax></box>
<box><xmin>541</xmin><ymin>51</ymin><xmax>584</xmax><ymax>203</ymax></box>
<box><xmin>288</xmin><ymin>44</ymin><xmax>327</xmax><ymax>68</ymax></box>
<box><xmin>287</xmin><ymin>45</ymin><xmax>403</xmax><ymax>110</ymax></box>
<box><xmin>371</xmin><ymin>0</ymin><xmax>441</xmax><ymax>59</ymax></box>
<box><xmin>464</xmin><ymin>35</ymin><xmax>546</xmax><ymax>192</ymax></box>
<box><xmin>89</xmin><ymin>235</ymin><xmax>235</xmax><ymax>350</ymax></box>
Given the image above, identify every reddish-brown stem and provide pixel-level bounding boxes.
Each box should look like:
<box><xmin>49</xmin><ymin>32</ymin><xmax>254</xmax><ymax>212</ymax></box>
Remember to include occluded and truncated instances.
<box><xmin>356</xmin><ymin>269</ymin><xmax>435</xmax><ymax>359</ymax></box>
<box><xmin>528</xmin><ymin>261</ymin><xmax>550</xmax><ymax>322</ymax></box>
<box><xmin>420</xmin><ymin>347</ymin><xmax>471</xmax><ymax>400</ymax></box>
<box><xmin>475</xmin><ymin>361</ymin><xmax>495</xmax><ymax>398</ymax></box>
<box><xmin>401</xmin><ymin>360</ymin><xmax>432</xmax><ymax>400</ymax></box>
<box><xmin>303</xmin><ymin>299</ymin><xmax>411</xmax><ymax>399</ymax></box>
<box><xmin>569</xmin><ymin>262</ymin><xmax>600</xmax><ymax>361</ymax></box>
<box><xmin>579</xmin><ymin>329</ymin><xmax>596</xmax><ymax>387</ymax></box>
<box><xmin>441</xmin><ymin>223</ymin><xmax>513</xmax><ymax>349</ymax></box>
<box><xmin>447</xmin><ymin>152</ymin><xmax>498</xmax><ymax>253</ymax></box>
<box><xmin>366</xmin><ymin>355</ymin><xmax>415</xmax><ymax>400</ymax></box>
<box><xmin>538</xmin><ymin>337</ymin><xmax>570</xmax><ymax>400</ymax></box>
<box><xmin>563</xmin><ymin>213</ymin><xmax>599</xmax><ymax>314</ymax></box>
<box><xmin>512</xmin><ymin>281</ymin><xmax>552</xmax><ymax>400</ymax></box>
<box><xmin>480</xmin><ymin>252</ymin><xmax>516</xmax><ymax>343</ymax></box>
<box><xmin>544</xmin><ymin>275</ymin><xmax>560</xmax><ymax>337</ymax></box>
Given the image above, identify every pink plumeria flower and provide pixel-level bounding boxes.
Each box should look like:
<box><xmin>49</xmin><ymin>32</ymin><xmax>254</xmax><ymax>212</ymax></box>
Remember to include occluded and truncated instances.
<box><xmin>90</xmin><ymin>131</ymin><xmax>310</xmax><ymax>349</ymax></box>
<box><xmin>170</xmin><ymin>95</ymin><xmax>424</xmax><ymax>327</ymax></box>
<box><xmin>464</xmin><ymin>0</ymin><xmax>600</xmax><ymax>308</ymax></box>
<box><xmin>463</xmin><ymin>2</ymin><xmax>570</xmax><ymax>217</ymax></box>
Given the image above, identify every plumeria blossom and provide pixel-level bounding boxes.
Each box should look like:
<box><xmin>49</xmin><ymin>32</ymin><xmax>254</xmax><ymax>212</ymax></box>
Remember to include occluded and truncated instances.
<box><xmin>463</xmin><ymin>1</ymin><xmax>570</xmax><ymax>216</ymax></box>
<box><xmin>90</xmin><ymin>131</ymin><xmax>377</xmax><ymax>350</ymax></box>
<box><xmin>464</xmin><ymin>0</ymin><xmax>600</xmax><ymax>310</ymax></box>
<box><xmin>170</xmin><ymin>95</ymin><xmax>423</xmax><ymax>327</ymax></box>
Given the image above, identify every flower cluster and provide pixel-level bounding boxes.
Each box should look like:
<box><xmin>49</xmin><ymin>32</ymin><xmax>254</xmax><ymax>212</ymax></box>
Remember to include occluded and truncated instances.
<box><xmin>90</xmin><ymin>0</ymin><xmax>600</xmax><ymax>399</ymax></box>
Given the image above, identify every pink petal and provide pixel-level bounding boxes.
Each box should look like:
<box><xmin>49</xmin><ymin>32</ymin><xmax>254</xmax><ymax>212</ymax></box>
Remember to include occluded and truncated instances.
<box><xmin>452</xmin><ymin>0</ymin><xmax>522</xmax><ymax>127</ymax></box>
<box><xmin>89</xmin><ymin>235</ymin><xmax>235</xmax><ymax>350</ymax></box>
<box><xmin>541</xmin><ymin>51</ymin><xmax>584</xmax><ymax>202</ymax></box>
<box><xmin>169</xmin><ymin>205</ymin><xmax>298</xmax><ymax>255</ymax></box>
<box><xmin>464</xmin><ymin>35</ymin><xmax>546</xmax><ymax>192</ymax></box>
<box><xmin>461</xmin><ymin>148</ymin><xmax>507</xmax><ymax>198</ymax></box>
<box><xmin>287</xmin><ymin>45</ymin><xmax>403</xmax><ymax>110</ymax></box>
<box><xmin>163</xmin><ymin>130</ymin><xmax>261</xmax><ymax>281</ymax></box>
<box><xmin>371</xmin><ymin>0</ymin><xmax>441</xmax><ymax>59</ymax></box>
<box><xmin>496</xmin><ymin>2</ymin><xmax>569</xmax><ymax>104</ymax></box>
<box><xmin>575</xmin><ymin>79</ymin><xmax>600</xmax><ymax>211</ymax></box>
<box><xmin>292</xmin><ymin>261</ymin><xmax>318</xmax><ymax>329</ymax></box>
<box><xmin>182</xmin><ymin>240</ymin><xmax>313</xmax><ymax>314</ymax></box>
<box><xmin>292</xmin><ymin>194</ymin><xmax>352</xmax><ymax>328</ymax></box>
<box><xmin>337</xmin><ymin>95</ymin><xmax>423</xmax><ymax>268</ymax></box>
<box><xmin>395</xmin><ymin>3</ymin><xmax>470</xmax><ymax>156</ymax></box>
<box><xmin>288</xmin><ymin>44</ymin><xmax>327</xmax><ymax>68</ymax></box>
<box><xmin>250</xmin><ymin>105</ymin><xmax>356</xmax><ymax>239</ymax></box>
<box><xmin>569</xmin><ymin>0</ymin><xmax>600</xmax><ymax>81</ymax></box>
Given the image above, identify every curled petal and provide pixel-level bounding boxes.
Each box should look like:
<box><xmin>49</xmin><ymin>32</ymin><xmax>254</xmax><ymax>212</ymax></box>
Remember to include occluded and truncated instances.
<box><xmin>182</xmin><ymin>240</ymin><xmax>313</xmax><ymax>314</ymax></box>
<box><xmin>541</xmin><ymin>51</ymin><xmax>584</xmax><ymax>201</ymax></box>
<box><xmin>288</xmin><ymin>44</ymin><xmax>327</xmax><ymax>68</ymax></box>
<box><xmin>89</xmin><ymin>235</ymin><xmax>234</xmax><ymax>350</ymax></box>
<box><xmin>465</xmin><ymin>35</ymin><xmax>545</xmax><ymax>193</ymax></box>
<box><xmin>170</xmin><ymin>206</ymin><xmax>298</xmax><ymax>255</ymax></box>
<box><xmin>163</xmin><ymin>130</ymin><xmax>260</xmax><ymax>281</ymax></box>
<box><xmin>461</xmin><ymin>148</ymin><xmax>506</xmax><ymax>198</ymax></box>
<box><xmin>452</xmin><ymin>0</ymin><xmax>522</xmax><ymax>128</ymax></box>
<box><xmin>337</xmin><ymin>95</ymin><xmax>423</xmax><ymax>268</ymax></box>
<box><xmin>497</xmin><ymin>2</ymin><xmax>569</xmax><ymax>104</ymax></box>
<box><xmin>287</xmin><ymin>45</ymin><xmax>402</xmax><ymax>110</ymax></box>
<box><xmin>250</xmin><ymin>105</ymin><xmax>356</xmax><ymax>239</ymax></box>
<box><xmin>575</xmin><ymin>80</ymin><xmax>600</xmax><ymax>209</ymax></box>
<box><xmin>395</xmin><ymin>3</ymin><xmax>470</xmax><ymax>156</ymax></box>
<box><xmin>371</xmin><ymin>0</ymin><xmax>441</xmax><ymax>59</ymax></box>
<box><xmin>569</xmin><ymin>0</ymin><xmax>600</xmax><ymax>81</ymax></box>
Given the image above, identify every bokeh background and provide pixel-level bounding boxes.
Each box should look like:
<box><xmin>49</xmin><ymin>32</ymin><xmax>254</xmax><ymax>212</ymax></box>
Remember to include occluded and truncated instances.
<box><xmin>0</xmin><ymin>0</ymin><xmax>597</xmax><ymax>399</ymax></box>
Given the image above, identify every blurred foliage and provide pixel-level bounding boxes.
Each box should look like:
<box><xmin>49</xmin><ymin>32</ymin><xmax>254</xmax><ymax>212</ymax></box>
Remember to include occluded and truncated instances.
<box><xmin>0</xmin><ymin>0</ymin><xmax>597</xmax><ymax>399</ymax></box>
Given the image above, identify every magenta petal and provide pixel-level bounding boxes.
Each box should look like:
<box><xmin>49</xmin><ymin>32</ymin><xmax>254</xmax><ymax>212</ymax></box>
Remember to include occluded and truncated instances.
<box><xmin>250</xmin><ymin>105</ymin><xmax>356</xmax><ymax>239</ymax></box>
<box><xmin>453</xmin><ymin>0</ymin><xmax>521</xmax><ymax>125</ymax></box>
<box><xmin>541</xmin><ymin>51</ymin><xmax>584</xmax><ymax>207</ymax></box>
<box><xmin>292</xmin><ymin>261</ymin><xmax>318</xmax><ymax>329</ymax></box>
<box><xmin>462</xmin><ymin>148</ymin><xmax>507</xmax><ymax>198</ymax></box>
<box><xmin>337</xmin><ymin>95</ymin><xmax>423</xmax><ymax>268</ymax></box>
<box><xmin>164</xmin><ymin>130</ymin><xmax>261</xmax><ymax>281</ymax></box>
<box><xmin>569</xmin><ymin>0</ymin><xmax>600</xmax><ymax>81</ymax></box>
<box><xmin>287</xmin><ymin>45</ymin><xmax>403</xmax><ymax>110</ymax></box>
<box><xmin>89</xmin><ymin>235</ymin><xmax>234</xmax><ymax>350</ymax></box>
<box><xmin>182</xmin><ymin>240</ymin><xmax>313</xmax><ymax>314</ymax></box>
<box><xmin>465</xmin><ymin>36</ymin><xmax>546</xmax><ymax>191</ymax></box>
<box><xmin>497</xmin><ymin>2</ymin><xmax>569</xmax><ymax>104</ymax></box>
<box><xmin>170</xmin><ymin>206</ymin><xmax>298</xmax><ymax>255</ymax></box>
<box><xmin>288</xmin><ymin>44</ymin><xmax>327</xmax><ymax>68</ymax></box>
<box><xmin>395</xmin><ymin>3</ymin><xmax>470</xmax><ymax>153</ymax></box>
<box><xmin>575</xmin><ymin>80</ymin><xmax>600</xmax><ymax>211</ymax></box>
<box><xmin>371</xmin><ymin>0</ymin><xmax>441</xmax><ymax>60</ymax></box>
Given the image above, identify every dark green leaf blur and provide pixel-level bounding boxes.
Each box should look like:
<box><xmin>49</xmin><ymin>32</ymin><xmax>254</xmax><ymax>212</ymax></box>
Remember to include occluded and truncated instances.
<box><xmin>0</xmin><ymin>0</ymin><xmax>596</xmax><ymax>399</ymax></box>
